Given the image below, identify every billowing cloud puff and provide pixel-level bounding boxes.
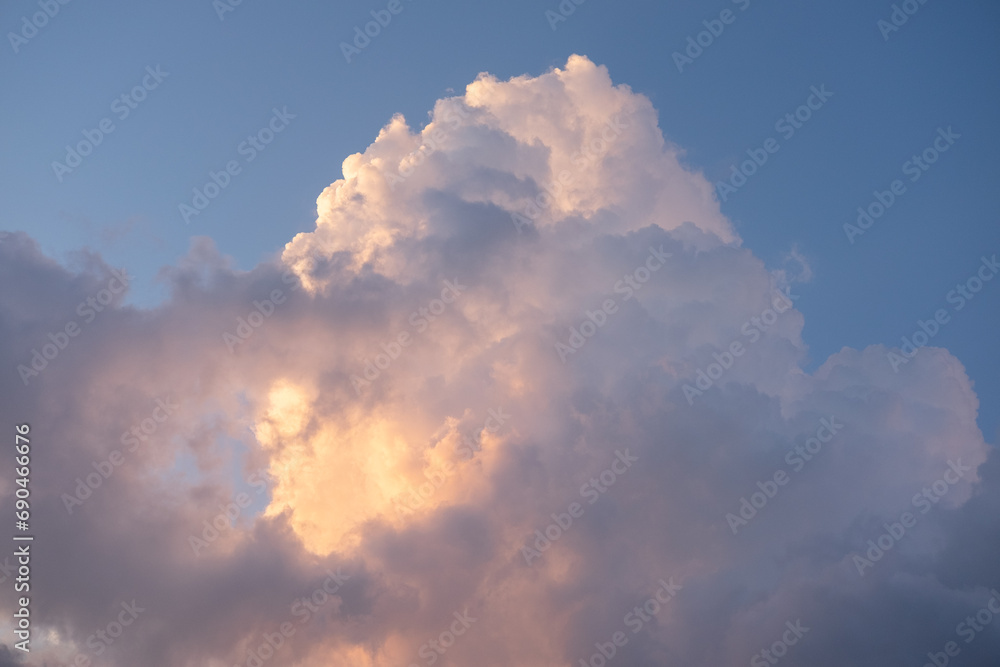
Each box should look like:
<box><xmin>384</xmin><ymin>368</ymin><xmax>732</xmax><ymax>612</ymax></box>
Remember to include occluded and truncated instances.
<box><xmin>282</xmin><ymin>54</ymin><xmax>734</xmax><ymax>288</ymax></box>
<box><xmin>1</xmin><ymin>55</ymin><xmax>997</xmax><ymax>667</ymax></box>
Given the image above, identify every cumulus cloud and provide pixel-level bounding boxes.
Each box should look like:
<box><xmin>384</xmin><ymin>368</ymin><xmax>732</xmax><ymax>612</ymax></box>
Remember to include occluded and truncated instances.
<box><xmin>0</xmin><ymin>55</ymin><xmax>996</xmax><ymax>666</ymax></box>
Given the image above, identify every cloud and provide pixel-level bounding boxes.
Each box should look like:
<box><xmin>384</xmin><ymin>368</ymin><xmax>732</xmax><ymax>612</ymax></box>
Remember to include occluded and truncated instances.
<box><xmin>0</xmin><ymin>55</ymin><xmax>996</xmax><ymax>666</ymax></box>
